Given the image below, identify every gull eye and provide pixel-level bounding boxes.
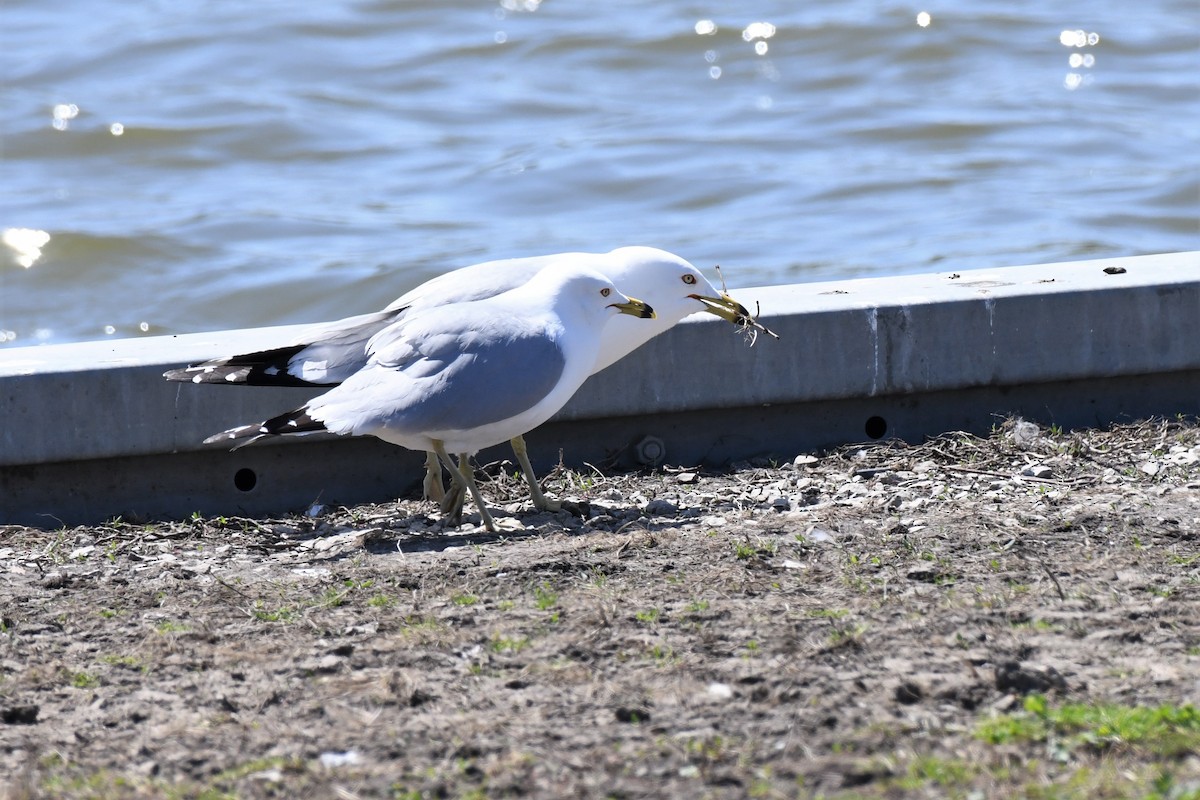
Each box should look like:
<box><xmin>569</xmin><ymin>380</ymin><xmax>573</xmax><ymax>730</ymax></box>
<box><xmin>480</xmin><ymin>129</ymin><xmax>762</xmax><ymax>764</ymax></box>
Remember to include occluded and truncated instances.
<box><xmin>682</xmin><ymin>274</ymin><xmax>697</xmax><ymax>285</ymax></box>
<box><xmin>600</xmin><ymin>287</ymin><xmax>611</xmax><ymax>297</ymax></box>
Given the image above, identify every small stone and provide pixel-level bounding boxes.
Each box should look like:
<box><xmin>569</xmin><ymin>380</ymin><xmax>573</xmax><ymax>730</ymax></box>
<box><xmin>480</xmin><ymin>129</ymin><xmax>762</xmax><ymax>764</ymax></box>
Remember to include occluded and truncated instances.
<box><xmin>1010</xmin><ymin>420</ymin><xmax>1040</xmax><ymax>449</ymax></box>
<box><xmin>906</xmin><ymin>567</ymin><xmax>939</xmax><ymax>582</ymax></box>
<box><xmin>645</xmin><ymin>498</ymin><xmax>678</xmax><ymax>516</ymax></box>
<box><xmin>991</xmin><ymin>694</ymin><xmax>1020</xmax><ymax>711</ymax></box>
<box><xmin>249</xmin><ymin>768</ymin><xmax>285</xmax><ymax>783</ymax></box>
<box><xmin>615</xmin><ymin>707</ymin><xmax>651</xmax><ymax>723</ymax></box>
<box><xmin>770</xmin><ymin>497</ymin><xmax>790</xmax><ymax>511</ymax></box>
<box><xmin>894</xmin><ymin>681</ymin><xmax>923</xmax><ymax>705</ymax></box>
<box><xmin>1140</xmin><ymin>461</ymin><xmax>1160</xmax><ymax>476</ymax></box>
<box><xmin>305</xmin><ymin>655</ymin><xmax>342</xmax><ymax>674</ymax></box>
<box><xmin>707</xmin><ymin>682</ymin><xmax>734</xmax><ymax>700</ymax></box>
<box><xmin>1</xmin><ymin>705</ymin><xmax>39</xmax><ymax>725</ymax></box>
<box><xmin>676</xmin><ymin>471</ymin><xmax>698</xmax><ymax>484</ymax></box>
<box><xmin>313</xmin><ymin>533</ymin><xmax>353</xmax><ymax>552</ymax></box>
<box><xmin>792</xmin><ymin>455</ymin><xmax>818</xmax><ymax>467</ymax></box>
<box><xmin>40</xmin><ymin>573</ymin><xmax>68</xmax><ymax>589</ymax></box>
<box><xmin>319</xmin><ymin>750</ymin><xmax>361</xmax><ymax>768</ymax></box>
<box><xmin>854</xmin><ymin>467</ymin><xmax>891</xmax><ymax>479</ymax></box>
<box><xmin>804</xmin><ymin>525</ymin><xmax>835</xmax><ymax>543</ymax></box>
<box><xmin>1021</xmin><ymin>465</ymin><xmax>1053</xmax><ymax>479</ymax></box>
<box><xmin>994</xmin><ymin>661</ymin><xmax>1067</xmax><ymax>695</ymax></box>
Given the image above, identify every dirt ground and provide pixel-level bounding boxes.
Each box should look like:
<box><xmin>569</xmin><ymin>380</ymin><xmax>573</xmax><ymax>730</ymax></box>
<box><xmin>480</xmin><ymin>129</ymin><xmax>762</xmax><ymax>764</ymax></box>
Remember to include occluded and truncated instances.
<box><xmin>2</xmin><ymin>417</ymin><xmax>1198</xmax><ymax>799</ymax></box>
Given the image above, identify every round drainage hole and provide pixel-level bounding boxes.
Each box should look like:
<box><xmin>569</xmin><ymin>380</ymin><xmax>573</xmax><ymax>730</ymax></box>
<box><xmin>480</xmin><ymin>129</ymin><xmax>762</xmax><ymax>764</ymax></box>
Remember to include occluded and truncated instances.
<box><xmin>233</xmin><ymin>467</ymin><xmax>258</xmax><ymax>492</ymax></box>
<box><xmin>865</xmin><ymin>416</ymin><xmax>888</xmax><ymax>440</ymax></box>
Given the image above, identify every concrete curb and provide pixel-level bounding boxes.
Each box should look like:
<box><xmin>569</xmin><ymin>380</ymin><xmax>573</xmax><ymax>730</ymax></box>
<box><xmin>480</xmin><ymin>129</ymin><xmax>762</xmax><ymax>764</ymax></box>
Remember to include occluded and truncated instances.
<box><xmin>3</xmin><ymin>251</ymin><xmax>1197</xmax><ymax>525</ymax></box>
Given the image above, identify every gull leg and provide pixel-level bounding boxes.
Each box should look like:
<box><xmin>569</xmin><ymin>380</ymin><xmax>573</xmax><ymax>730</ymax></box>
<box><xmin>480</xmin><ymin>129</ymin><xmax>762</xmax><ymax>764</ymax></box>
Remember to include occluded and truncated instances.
<box><xmin>446</xmin><ymin>453</ymin><xmax>472</xmax><ymax>520</ymax></box>
<box><xmin>432</xmin><ymin>440</ymin><xmax>495</xmax><ymax>532</ymax></box>
<box><xmin>440</xmin><ymin>482</ymin><xmax>465</xmax><ymax>521</ymax></box>
<box><xmin>456</xmin><ymin>451</ymin><xmax>496</xmax><ymax>532</ymax></box>
<box><xmin>423</xmin><ymin>450</ymin><xmax>446</xmax><ymax>503</ymax></box>
<box><xmin>435</xmin><ymin>449</ymin><xmax>464</xmax><ymax>518</ymax></box>
<box><xmin>509</xmin><ymin>435</ymin><xmax>560</xmax><ymax>512</ymax></box>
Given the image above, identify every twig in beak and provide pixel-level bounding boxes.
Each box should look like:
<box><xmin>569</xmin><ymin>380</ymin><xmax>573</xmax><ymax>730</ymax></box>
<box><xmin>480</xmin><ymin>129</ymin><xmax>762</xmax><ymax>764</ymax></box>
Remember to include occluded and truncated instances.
<box><xmin>710</xmin><ymin>264</ymin><xmax>781</xmax><ymax>344</ymax></box>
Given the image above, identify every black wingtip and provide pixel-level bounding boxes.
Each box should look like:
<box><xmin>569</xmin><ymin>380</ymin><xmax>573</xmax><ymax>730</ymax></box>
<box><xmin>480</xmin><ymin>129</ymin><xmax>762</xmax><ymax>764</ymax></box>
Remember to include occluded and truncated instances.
<box><xmin>204</xmin><ymin>407</ymin><xmax>328</xmax><ymax>449</ymax></box>
<box><xmin>163</xmin><ymin>343</ymin><xmax>338</xmax><ymax>387</ymax></box>
<box><xmin>258</xmin><ymin>408</ymin><xmax>326</xmax><ymax>437</ymax></box>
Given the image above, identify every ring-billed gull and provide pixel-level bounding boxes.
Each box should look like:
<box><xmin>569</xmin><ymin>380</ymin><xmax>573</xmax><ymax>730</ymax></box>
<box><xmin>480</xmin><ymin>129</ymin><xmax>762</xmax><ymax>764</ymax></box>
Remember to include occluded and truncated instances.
<box><xmin>166</xmin><ymin>247</ymin><xmax>775</xmax><ymax>512</ymax></box>
<box><xmin>192</xmin><ymin>265</ymin><xmax>655</xmax><ymax>531</ymax></box>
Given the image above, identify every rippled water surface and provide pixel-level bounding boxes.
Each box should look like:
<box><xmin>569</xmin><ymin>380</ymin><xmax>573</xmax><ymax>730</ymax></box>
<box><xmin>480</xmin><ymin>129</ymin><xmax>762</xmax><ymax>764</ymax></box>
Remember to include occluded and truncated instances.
<box><xmin>3</xmin><ymin>1</ymin><xmax>1197</xmax><ymax>345</ymax></box>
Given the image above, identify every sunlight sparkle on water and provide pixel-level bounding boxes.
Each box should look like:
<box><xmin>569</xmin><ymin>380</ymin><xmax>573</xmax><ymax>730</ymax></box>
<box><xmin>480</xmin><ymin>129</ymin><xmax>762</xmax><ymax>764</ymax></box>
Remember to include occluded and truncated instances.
<box><xmin>52</xmin><ymin>103</ymin><xmax>79</xmax><ymax>131</ymax></box>
<box><xmin>1064</xmin><ymin>73</ymin><xmax>1094</xmax><ymax>90</ymax></box>
<box><xmin>916</xmin><ymin>12</ymin><xmax>931</xmax><ymax>27</ymax></box>
<box><xmin>498</xmin><ymin>0</ymin><xmax>541</xmax><ymax>11</ymax></box>
<box><xmin>742</xmin><ymin>22</ymin><xmax>776</xmax><ymax>42</ymax></box>
<box><xmin>1059</xmin><ymin>29</ymin><xmax>1100</xmax><ymax>90</ymax></box>
<box><xmin>110</xmin><ymin>122</ymin><xmax>125</xmax><ymax>136</ymax></box>
<box><xmin>1059</xmin><ymin>29</ymin><xmax>1100</xmax><ymax>48</ymax></box>
<box><xmin>2</xmin><ymin>228</ymin><xmax>51</xmax><ymax>269</ymax></box>
<box><xmin>694</xmin><ymin>19</ymin><xmax>717</xmax><ymax>36</ymax></box>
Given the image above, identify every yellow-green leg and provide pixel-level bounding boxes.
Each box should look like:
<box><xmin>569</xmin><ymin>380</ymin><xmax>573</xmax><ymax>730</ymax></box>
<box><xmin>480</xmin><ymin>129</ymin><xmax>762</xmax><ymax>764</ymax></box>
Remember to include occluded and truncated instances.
<box><xmin>446</xmin><ymin>452</ymin><xmax>471</xmax><ymax>519</ymax></box>
<box><xmin>422</xmin><ymin>450</ymin><xmax>446</xmax><ymax>503</ymax></box>
<box><xmin>432</xmin><ymin>440</ymin><xmax>495</xmax><ymax>532</ymax></box>
<box><xmin>436</xmin><ymin>449</ymin><xmax>465</xmax><ymax>518</ymax></box>
<box><xmin>509</xmin><ymin>435</ymin><xmax>560</xmax><ymax>512</ymax></box>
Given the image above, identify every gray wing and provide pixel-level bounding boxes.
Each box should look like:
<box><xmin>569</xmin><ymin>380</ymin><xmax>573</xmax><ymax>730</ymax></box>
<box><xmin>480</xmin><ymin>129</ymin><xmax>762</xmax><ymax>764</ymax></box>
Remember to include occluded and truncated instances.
<box><xmin>282</xmin><ymin>307</ymin><xmax>407</xmax><ymax>384</ymax></box>
<box><xmin>308</xmin><ymin>310</ymin><xmax>566</xmax><ymax>436</ymax></box>
<box><xmin>167</xmin><ymin>253</ymin><xmax>586</xmax><ymax>387</ymax></box>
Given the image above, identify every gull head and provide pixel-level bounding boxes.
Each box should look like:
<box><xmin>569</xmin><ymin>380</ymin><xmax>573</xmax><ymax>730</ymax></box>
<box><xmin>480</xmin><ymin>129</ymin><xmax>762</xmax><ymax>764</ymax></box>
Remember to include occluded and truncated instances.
<box><xmin>538</xmin><ymin>266</ymin><xmax>657</xmax><ymax>325</ymax></box>
<box><xmin>605</xmin><ymin>246</ymin><xmax>779</xmax><ymax>338</ymax></box>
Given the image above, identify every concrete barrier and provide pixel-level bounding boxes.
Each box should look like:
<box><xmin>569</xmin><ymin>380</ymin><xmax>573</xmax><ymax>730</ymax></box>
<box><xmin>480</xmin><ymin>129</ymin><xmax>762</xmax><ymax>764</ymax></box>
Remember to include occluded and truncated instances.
<box><xmin>3</xmin><ymin>251</ymin><xmax>1197</xmax><ymax>525</ymax></box>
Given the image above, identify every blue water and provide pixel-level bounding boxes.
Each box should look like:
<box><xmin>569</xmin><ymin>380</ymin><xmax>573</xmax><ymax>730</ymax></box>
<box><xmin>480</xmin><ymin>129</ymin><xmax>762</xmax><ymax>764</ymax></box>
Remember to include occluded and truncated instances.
<box><xmin>2</xmin><ymin>1</ymin><xmax>1197</xmax><ymax>345</ymax></box>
